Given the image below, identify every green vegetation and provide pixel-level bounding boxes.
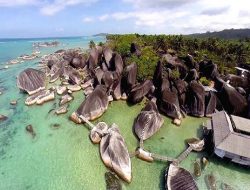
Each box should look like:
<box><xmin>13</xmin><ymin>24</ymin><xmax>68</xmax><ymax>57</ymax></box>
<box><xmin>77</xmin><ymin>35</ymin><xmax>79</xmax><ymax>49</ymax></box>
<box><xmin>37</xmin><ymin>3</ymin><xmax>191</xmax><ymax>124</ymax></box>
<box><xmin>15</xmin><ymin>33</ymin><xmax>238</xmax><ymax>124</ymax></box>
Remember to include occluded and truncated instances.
<box><xmin>126</xmin><ymin>46</ymin><xmax>159</xmax><ymax>81</ymax></box>
<box><xmin>107</xmin><ymin>34</ymin><xmax>250</xmax><ymax>80</ymax></box>
<box><xmin>199</xmin><ymin>77</ymin><xmax>211</xmax><ymax>86</ymax></box>
<box><xmin>89</xmin><ymin>40</ymin><xmax>96</xmax><ymax>48</ymax></box>
<box><xmin>189</xmin><ymin>28</ymin><xmax>250</xmax><ymax>40</ymax></box>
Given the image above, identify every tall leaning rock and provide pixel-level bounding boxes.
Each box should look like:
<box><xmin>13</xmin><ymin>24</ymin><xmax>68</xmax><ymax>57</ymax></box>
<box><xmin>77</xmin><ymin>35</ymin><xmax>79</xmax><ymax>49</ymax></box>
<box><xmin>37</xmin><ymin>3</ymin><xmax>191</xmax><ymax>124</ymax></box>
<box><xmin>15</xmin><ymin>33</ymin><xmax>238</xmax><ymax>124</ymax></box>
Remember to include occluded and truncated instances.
<box><xmin>70</xmin><ymin>85</ymin><xmax>109</xmax><ymax>123</ymax></box>
<box><xmin>17</xmin><ymin>68</ymin><xmax>46</xmax><ymax>95</ymax></box>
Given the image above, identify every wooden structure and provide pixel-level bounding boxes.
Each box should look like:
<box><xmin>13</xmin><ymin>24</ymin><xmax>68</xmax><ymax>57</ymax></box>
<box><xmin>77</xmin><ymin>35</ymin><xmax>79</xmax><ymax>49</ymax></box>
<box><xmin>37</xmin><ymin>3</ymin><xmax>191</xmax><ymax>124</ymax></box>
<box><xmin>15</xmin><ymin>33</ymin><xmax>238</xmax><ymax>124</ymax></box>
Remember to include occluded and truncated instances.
<box><xmin>205</xmin><ymin>111</ymin><xmax>250</xmax><ymax>166</ymax></box>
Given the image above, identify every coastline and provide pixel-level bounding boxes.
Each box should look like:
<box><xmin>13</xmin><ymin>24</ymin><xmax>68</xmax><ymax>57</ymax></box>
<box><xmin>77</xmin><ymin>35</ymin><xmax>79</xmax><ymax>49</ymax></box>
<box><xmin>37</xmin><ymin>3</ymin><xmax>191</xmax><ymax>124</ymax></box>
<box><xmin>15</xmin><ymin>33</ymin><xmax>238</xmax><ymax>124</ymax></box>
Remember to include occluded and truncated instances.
<box><xmin>0</xmin><ymin>36</ymin><xmax>250</xmax><ymax>190</ymax></box>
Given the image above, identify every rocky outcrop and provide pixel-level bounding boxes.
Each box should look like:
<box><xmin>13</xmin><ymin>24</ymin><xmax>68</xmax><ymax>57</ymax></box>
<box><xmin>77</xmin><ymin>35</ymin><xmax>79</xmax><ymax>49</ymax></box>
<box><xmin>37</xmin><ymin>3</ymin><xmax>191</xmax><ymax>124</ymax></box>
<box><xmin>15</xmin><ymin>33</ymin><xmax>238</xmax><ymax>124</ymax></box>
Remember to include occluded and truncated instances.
<box><xmin>103</xmin><ymin>47</ymin><xmax>113</xmax><ymax>69</ymax></box>
<box><xmin>56</xmin><ymin>105</ymin><xmax>68</xmax><ymax>115</ymax></box>
<box><xmin>100</xmin><ymin>124</ymin><xmax>131</xmax><ymax>183</ymax></box>
<box><xmin>90</xmin><ymin>122</ymin><xmax>109</xmax><ymax>144</ymax></box>
<box><xmin>158</xmin><ymin>89</ymin><xmax>181</xmax><ymax>119</ymax></box>
<box><xmin>224</xmin><ymin>74</ymin><xmax>249</xmax><ymax>89</ymax></box>
<box><xmin>205</xmin><ymin>91</ymin><xmax>217</xmax><ymax>117</ymax></box>
<box><xmin>0</xmin><ymin>114</ymin><xmax>8</xmax><ymax>122</ymax></box>
<box><xmin>88</xmin><ymin>47</ymin><xmax>100</xmax><ymax>70</ymax></box>
<box><xmin>25</xmin><ymin>90</ymin><xmax>55</xmax><ymax>105</ymax></box>
<box><xmin>70</xmin><ymin>85</ymin><xmax>108</xmax><ymax>123</ymax></box>
<box><xmin>17</xmin><ymin>68</ymin><xmax>46</xmax><ymax>95</ymax></box>
<box><xmin>187</xmin><ymin>81</ymin><xmax>205</xmax><ymax>117</ymax></box>
<box><xmin>128</xmin><ymin>80</ymin><xmax>154</xmax><ymax>104</ymax></box>
<box><xmin>130</xmin><ymin>43</ymin><xmax>141</xmax><ymax>56</ymax></box>
<box><xmin>67</xmin><ymin>84</ymin><xmax>81</xmax><ymax>92</ymax></box>
<box><xmin>56</xmin><ymin>86</ymin><xmax>67</xmax><ymax>95</ymax></box>
<box><xmin>60</xmin><ymin>94</ymin><xmax>73</xmax><ymax>105</ymax></box>
<box><xmin>134</xmin><ymin>101</ymin><xmax>164</xmax><ymax>140</ymax></box>
<box><xmin>113</xmin><ymin>53</ymin><xmax>123</xmax><ymax>75</ymax></box>
<box><xmin>217</xmin><ymin>81</ymin><xmax>248</xmax><ymax>116</ymax></box>
<box><xmin>199</xmin><ymin>60</ymin><xmax>219</xmax><ymax>80</ymax></box>
<box><xmin>166</xmin><ymin>164</ymin><xmax>198</xmax><ymax>190</ymax></box>
<box><xmin>122</xmin><ymin>63</ymin><xmax>137</xmax><ymax>93</ymax></box>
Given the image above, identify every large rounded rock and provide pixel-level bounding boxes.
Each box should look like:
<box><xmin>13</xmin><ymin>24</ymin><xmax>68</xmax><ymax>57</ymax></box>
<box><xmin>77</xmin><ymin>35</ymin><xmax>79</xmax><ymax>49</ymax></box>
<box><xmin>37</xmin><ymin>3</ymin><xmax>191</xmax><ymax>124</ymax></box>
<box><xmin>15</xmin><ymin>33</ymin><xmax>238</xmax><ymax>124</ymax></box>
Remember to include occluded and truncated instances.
<box><xmin>130</xmin><ymin>43</ymin><xmax>141</xmax><ymax>56</ymax></box>
<box><xmin>187</xmin><ymin>81</ymin><xmax>205</xmax><ymax>117</ymax></box>
<box><xmin>216</xmin><ymin>80</ymin><xmax>248</xmax><ymax>116</ymax></box>
<box><xmin>158</xmin><ymin>89</ymin><xmax>181</xmax><ymax>119</ymax></box>
<box><xmin>128</xmin><ymin>80</ymin><xmax>154</xmax><ymax>104</ymax></box>
<box><xmin>103</xmin><ymin>47</ymin><xmax>113</xmax><ymax>69</ymax></box>
<box><xmin>153</xmin><ymin>61</ymin><xmax>163</xmax><ymax>91</ymax></box>
<box><xmin>205</xmin><ymin>91</ymin><xmax>217</xmax><ymax>117</ymax></box>
<box><xmin>173</xmin><ymin>79</ymin><xmax>187</xmax><ymax>107</ymax></box>
<box><xmin>17</xmin><ymin>68</ymin><xmax>46</xmax><ymax>95</ymax></box>
<box><xmin>71</xmin><ymin>57</ymin><xmax>86</xmax><ymax>69</ymax></box>
<box><xmin>88</xmin><ymin>47</ymin><xmax>100</xmax><ymax>70</ymax></box>
<box><xmin>162</xmin><ymin>54</ymin><xmax>187</xmax><ymax>79</ymax></box>
<box><xmin>199</xmin><ymin>60</ymin><xmax>219</xmax><ymax>80</ymax></box>
<box><xmin>113</xmin><ymin>53</ymin><xmax>123</xmax><ymax>75</ymax></box>
<box><xmin>70</xmin><ymin>85</ymin><xmax>109</xmax><ymax>123</ymax></box>
<box><xmin>166</xmin><ymin>164</ymin><xmax>198</xmax><ymax>190</ymax></box>
<box><xmin>134</xmin><ymin>101</ymin><xmax>164</xmax><ymax>140</ymax></box>
<box><xmin>100</xmin><ymin>124</ymin><xmax>131</xmax><ymax>183</ymax></box>
<box><xmin>224</xmin><ymin>74</ymin><xmax>249</xmax><ymax>89</ymax></box>
<box><xmin>122</xmin><ymin>63</ymin><xmax>137</xmax><ymax>93</ymax></box>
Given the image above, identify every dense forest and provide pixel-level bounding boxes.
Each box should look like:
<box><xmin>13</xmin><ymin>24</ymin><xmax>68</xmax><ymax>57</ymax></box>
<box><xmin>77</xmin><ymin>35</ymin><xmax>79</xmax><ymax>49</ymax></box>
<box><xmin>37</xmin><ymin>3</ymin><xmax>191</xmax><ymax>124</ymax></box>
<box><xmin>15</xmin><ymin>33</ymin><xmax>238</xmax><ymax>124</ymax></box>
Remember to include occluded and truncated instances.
<box><xmin>105</xmin><ymin>34</ymin><xmax>250</xmax><ymax>81</ymax></box>
<box><xmin>189</xmin><ymin>28</ymin><xmax>250</xmax><ymax>39</ymax></box>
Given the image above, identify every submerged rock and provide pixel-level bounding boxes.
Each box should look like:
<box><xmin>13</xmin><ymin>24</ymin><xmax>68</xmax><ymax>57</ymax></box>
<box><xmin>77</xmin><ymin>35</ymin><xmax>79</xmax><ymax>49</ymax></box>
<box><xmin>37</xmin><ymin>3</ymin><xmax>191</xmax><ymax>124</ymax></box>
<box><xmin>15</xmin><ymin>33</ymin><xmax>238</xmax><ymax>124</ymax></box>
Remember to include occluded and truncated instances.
<box><xmin>105</xmin><ymin>171</ymin><xmax>122</xmax><ymax>190</ymax></box>
<box><xmin>193</xmin><ymin>159</ymin><xmax>201</xmax><ymax>177</ymax></box>
<box><xmin>25</xmin><ymin>124</ymin><xmax>36</xmax><ymax>138</ymax></box>
<box><xmin>10</xmin><ymin>100</ymin><xmax>17</xmax><ymax>105</ymax></box>
<box><xmin>17</xmin><ymin>68</ymin><xmax>46</xmax><ymax>95</ymax></box>
<box><xmin>70</xmin><ymin>85</ymin><xmax>108</xmax><ymax>123</ymax></box>
<box><xmin>166</xmin><ymin>164</ymin><xmax>198</xmax><ymax>190</ymax></box>
<box><xmin>134</xmin><ymin>101</ymin><xmax>164</xmax><ymax>140</ymax></box>
<box><xmin>205</xmin><ymin>173</ymin><xmax>216</xmax><ymax>190</ymax></box>
<box><xmin>0</xmin><ymin>114</ymin><xmax>8</xmax><ymax>122</ymax></box>
<box><xmin>100</xmin><ymin>124</ymin><xmax>131</xmax><ymax>183</ymax></box>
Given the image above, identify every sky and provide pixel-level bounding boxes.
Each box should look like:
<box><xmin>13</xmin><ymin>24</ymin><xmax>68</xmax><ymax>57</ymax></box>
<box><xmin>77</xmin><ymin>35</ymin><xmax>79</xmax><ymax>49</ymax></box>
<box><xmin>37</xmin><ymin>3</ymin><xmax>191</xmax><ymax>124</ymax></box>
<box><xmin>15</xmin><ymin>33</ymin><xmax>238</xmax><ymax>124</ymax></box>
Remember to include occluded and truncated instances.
<box><xmin>0</xmin><ymin>0</ymin><xmax>250</xmax><ymax>38</ymax></box>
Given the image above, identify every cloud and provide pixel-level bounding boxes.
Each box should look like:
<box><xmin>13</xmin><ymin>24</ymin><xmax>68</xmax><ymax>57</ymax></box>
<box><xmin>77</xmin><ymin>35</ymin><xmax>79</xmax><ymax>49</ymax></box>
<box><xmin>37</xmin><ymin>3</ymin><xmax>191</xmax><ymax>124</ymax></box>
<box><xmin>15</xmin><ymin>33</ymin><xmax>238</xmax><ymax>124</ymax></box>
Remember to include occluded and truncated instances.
<box><xmin>0</xmin><ymin>0</ymin><xmax>40</xmax><ymax>7</ymax></box>
<box><xmin>123</xmin><ymin>0</ymin><xmax>195</xmax><ymax>9</ymax></box>
<box><xmin>40</xmin><ymin>0</ymin><xmax>98</xmax><ymax>16</ymax></box>
<box><xmin>201</xmin><ymin>6</ymin><xmax>230</xmax><ymax>16</ymax></box>
<box><xmin>99</xmin><ymin>14</ymin><xmax>109</xmax><ymax>21</ymax></box>
<box><xmin>82</xmin><ymin>17</ymin><xmax>94</xmax><ymax>23</ymax></box>
<box><xmin>107</xmin><ymin>0</ymin><xmax>250</xmax><ymax>34</ymax></box>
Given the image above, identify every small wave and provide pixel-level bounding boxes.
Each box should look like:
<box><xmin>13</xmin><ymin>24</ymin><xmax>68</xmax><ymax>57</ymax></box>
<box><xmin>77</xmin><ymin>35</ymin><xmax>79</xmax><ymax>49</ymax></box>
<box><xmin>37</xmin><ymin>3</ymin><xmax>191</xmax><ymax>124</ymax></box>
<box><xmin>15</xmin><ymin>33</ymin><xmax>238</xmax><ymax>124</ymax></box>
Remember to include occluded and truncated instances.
<box><xmin>0</xmin><ymin>42</ymin><xmax>6</xmax><ymax>44</ymax></box>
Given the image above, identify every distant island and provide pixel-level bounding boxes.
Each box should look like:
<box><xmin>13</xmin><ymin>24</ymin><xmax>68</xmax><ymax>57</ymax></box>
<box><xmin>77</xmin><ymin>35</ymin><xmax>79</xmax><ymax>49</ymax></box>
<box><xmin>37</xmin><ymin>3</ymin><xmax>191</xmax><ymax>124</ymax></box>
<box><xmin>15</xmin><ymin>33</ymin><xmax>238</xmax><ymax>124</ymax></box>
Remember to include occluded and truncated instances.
<box><xmin>188</xmin><ymin>28</ymin><xmax>250</xmax><ymax>39</ymax></box>
<box><xmin>93</xmin><ymin>33</ymin><xmax>109</xmax><ymax>37</ymax></box>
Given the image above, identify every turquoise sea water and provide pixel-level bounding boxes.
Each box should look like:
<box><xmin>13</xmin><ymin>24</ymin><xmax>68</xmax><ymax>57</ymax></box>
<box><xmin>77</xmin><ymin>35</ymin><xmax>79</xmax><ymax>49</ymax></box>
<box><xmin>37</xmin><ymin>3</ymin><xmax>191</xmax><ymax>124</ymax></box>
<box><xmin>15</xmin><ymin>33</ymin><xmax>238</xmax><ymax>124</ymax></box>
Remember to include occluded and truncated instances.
<box><xmin>0</xmin><ymin>36</ymin><xmax>249</xmax><ymax>190</ymax></box>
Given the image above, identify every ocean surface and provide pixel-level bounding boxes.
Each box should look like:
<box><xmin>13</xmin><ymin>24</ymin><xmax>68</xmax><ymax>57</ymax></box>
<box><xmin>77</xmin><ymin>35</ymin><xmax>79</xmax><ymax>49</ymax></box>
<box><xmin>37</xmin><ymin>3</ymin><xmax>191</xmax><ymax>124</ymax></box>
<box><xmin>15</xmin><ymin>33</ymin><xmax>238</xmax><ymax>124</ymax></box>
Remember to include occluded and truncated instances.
<box><xmin>0</xmin><ymin>36</ymin><xmax>249</xmax><ymax>190</ymax></box>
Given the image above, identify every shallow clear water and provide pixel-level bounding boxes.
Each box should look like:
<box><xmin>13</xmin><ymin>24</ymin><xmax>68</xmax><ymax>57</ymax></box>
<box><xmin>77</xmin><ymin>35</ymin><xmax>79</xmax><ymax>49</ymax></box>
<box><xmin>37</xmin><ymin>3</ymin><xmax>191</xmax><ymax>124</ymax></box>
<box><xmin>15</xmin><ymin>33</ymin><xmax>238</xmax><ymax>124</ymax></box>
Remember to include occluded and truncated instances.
<box><xmin>0</xmin><ymin>37</ymin><xmax>249</xmax><ymax>190</ymax></box>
